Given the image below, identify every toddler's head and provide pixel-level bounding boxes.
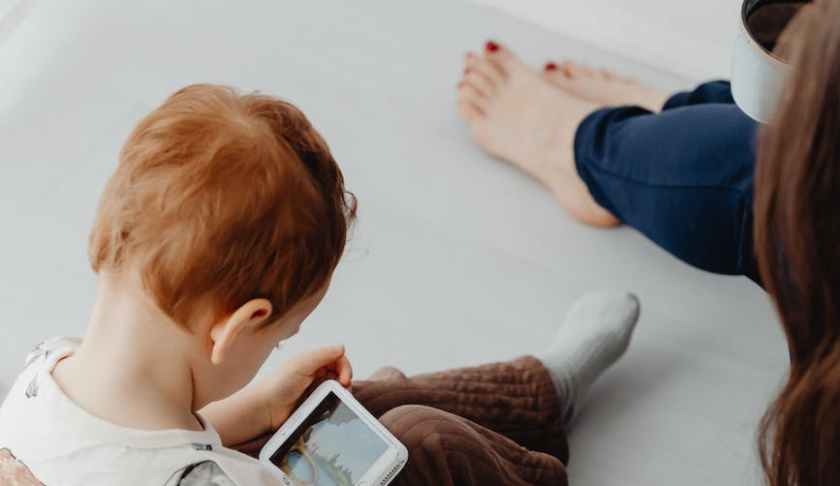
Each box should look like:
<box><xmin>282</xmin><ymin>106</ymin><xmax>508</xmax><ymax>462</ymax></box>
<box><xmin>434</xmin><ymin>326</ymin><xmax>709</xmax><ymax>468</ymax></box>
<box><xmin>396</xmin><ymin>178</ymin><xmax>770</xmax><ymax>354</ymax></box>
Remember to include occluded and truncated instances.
<box><xmin>89</xmin><ymin>84</ymin><xmax>356</xmax><ymax>401</ymax></box>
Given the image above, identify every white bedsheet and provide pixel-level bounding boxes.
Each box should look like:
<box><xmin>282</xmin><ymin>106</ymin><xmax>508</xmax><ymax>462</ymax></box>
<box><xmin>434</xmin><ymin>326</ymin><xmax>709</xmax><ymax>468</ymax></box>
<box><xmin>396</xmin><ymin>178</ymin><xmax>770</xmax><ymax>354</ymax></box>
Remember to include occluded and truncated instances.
<box><xmin>0</xmin><ymin>1</ymin><xmax>784</xmax><ymax>485</ymax></box>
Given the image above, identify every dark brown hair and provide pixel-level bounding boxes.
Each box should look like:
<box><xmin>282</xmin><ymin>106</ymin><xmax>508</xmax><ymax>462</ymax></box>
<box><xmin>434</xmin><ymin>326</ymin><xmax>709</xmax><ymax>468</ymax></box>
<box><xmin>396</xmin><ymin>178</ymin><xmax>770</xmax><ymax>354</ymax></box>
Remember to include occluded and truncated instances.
<box><xmin>90</xmin><ymin>84</ymin><xmax>356</xmax><ymax>327</ymax></box>
<box><xmin>754</xmin><ymin>1</ymin><xmax>840</xmax><ymax>484</ymax></box>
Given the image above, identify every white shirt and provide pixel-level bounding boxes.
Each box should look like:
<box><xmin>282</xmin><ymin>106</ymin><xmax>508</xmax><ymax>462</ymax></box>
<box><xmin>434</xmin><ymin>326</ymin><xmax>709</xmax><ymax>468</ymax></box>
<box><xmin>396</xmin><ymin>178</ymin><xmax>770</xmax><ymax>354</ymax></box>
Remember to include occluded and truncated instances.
<box><xmin>0</xmin><ymin>338</ymin><xmax>289</xmax><ymax>486</ymax></box>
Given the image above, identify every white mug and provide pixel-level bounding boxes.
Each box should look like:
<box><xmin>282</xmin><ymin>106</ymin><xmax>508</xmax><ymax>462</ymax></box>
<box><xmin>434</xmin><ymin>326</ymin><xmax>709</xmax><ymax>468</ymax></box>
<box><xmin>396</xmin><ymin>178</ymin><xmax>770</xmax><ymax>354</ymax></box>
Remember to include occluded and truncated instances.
<box><xmin>731</xmin><ymin>0</ymin><xmax>805</xmax><ymax>123</ymax></box>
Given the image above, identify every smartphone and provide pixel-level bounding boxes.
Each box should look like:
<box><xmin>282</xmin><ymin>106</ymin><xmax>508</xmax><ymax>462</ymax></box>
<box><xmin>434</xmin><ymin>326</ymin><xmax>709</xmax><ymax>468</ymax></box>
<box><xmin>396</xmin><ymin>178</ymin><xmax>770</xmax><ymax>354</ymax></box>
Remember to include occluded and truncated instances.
<box><xmin>259</xmin><ymin>380</ymin><xmax>408</xmax><ymax>486</ymax></box>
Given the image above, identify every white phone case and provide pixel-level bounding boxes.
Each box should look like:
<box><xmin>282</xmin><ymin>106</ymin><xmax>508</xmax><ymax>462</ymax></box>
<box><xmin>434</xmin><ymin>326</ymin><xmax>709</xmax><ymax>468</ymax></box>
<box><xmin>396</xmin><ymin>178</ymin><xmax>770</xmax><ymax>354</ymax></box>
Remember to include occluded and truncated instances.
<box><xmin>259</xmin><ymin>380</ymin><xmax>408</xmax><ymax>486</ymax></box>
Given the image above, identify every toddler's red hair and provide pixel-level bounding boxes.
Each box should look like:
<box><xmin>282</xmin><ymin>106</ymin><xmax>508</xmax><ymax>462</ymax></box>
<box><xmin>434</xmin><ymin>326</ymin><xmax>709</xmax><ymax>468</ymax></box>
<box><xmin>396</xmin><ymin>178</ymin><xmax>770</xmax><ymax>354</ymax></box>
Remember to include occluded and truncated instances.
<box><xmin>89</xmin><ymin>84</ymin><xmax>356</xmax><ymax>327</ymax></box>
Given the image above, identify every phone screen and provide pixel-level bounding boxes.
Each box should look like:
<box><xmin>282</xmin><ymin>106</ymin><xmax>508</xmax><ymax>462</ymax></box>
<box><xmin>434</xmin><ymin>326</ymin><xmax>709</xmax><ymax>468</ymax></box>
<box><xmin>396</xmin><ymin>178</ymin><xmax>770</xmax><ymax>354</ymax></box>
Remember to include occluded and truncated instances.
<box><xmin>269</xmin><ymin>392</ymin><xmax>388</xmax><ymax>485</ymax></box>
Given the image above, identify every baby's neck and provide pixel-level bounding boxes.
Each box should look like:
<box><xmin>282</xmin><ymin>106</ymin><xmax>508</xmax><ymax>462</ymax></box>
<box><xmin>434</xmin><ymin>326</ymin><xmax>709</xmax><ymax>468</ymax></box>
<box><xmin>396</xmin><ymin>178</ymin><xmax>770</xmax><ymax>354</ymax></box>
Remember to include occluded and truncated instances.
<box><xmin>53</xmin><ymin>274</ymin><xmax>204</xmax><ymax>432</ymax></box>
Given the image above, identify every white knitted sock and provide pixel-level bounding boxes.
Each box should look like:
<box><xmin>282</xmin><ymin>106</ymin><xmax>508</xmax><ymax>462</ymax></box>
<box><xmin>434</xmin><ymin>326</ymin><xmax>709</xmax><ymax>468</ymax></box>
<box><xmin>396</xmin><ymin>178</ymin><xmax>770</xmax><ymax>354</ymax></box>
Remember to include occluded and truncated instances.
<box><xmin>537</xmin><ymin>292</ymin><xmax>640</xmax><ymax>424</ymax></box>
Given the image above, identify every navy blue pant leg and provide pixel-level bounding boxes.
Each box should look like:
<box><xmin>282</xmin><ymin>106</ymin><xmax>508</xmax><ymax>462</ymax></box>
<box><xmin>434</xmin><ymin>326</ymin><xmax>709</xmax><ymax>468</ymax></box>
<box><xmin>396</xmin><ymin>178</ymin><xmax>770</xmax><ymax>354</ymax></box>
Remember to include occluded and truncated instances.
<box><xmin>574</xmin><ymin>81</ymin><xmax>762</xmax><ymax>284</ymax></box>
<box><xmin>662</xmin><ymin>80</ymin><xmax>736</xmax><ymax>108</ymax></box>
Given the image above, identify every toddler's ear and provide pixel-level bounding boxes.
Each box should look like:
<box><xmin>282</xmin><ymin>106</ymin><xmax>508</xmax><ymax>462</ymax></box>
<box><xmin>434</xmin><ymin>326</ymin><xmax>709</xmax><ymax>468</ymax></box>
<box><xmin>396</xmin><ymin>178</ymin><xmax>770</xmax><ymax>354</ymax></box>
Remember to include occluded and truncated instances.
<box><xmin>209</xmin><ymin>299</ymin><xmax>273</xmax><ymax>365</ymax></box>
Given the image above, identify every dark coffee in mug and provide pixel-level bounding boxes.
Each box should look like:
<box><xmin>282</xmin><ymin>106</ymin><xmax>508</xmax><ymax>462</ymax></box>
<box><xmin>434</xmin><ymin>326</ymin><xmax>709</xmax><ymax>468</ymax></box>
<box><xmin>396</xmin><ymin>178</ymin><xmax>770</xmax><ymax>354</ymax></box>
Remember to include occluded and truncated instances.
<box><xmin>744</xmin><ymin>0</ymin><xmax>810</xmax><ymax>59</ymax></box>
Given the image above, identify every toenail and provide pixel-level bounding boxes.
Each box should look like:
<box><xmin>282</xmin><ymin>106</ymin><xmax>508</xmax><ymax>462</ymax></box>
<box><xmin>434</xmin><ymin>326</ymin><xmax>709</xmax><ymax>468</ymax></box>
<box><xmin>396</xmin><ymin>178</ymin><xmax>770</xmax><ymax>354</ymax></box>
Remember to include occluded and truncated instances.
<box><xmin>485</xmin><ymin>41</ymin><xmax>500</xmax><ymax>52</ymax></box>
<box><xmin>545</xmin><ymin>62</ymin><xmax>558</xmax><ymax>71</ymax></box>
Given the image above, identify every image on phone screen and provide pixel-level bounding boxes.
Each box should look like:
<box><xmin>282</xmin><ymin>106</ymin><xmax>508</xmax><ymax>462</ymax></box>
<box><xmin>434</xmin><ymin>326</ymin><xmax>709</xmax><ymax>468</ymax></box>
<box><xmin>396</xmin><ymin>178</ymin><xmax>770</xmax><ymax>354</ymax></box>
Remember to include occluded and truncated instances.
<box><xmin>269</xmin><ymin>392</ymin><xmax>388</xmax><ymax>486</ymax></box>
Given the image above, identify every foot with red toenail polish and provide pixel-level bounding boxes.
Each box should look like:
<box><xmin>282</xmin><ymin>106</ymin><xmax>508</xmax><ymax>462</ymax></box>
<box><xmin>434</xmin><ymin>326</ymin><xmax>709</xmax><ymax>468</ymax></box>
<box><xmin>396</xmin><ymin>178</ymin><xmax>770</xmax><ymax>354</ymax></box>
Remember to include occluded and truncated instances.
<box><xmin>542</xmin><ymin>60</ymin><xmax>669</xmax><ymax>113</ymax></box>
<box><xmin>456</xmin><ymin>41</ymin><xmax>619</xmax><ymax>227</ymax></box>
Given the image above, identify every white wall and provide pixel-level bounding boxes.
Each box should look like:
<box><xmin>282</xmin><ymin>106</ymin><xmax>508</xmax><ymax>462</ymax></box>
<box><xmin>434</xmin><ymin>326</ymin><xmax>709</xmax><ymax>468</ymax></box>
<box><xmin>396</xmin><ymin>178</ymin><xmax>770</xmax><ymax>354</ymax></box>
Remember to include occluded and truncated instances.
<box><xmin>470</xmin><ymin>0</ymin><xmax>743</xmax><ymax>82</ymax></box>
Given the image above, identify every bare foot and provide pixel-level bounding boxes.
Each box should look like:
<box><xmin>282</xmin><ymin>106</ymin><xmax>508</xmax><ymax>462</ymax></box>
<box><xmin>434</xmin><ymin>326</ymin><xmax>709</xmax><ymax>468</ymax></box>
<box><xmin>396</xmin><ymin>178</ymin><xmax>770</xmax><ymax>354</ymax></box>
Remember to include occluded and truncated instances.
<box><xmin>542</xmin><ymin>61</ymin><xmax>670</xmax><ymax>113</ymax></box>
<box><xmin>457</xmin><ymin>42</ymin><xmax>619</xmax><ymax>228</ymax></box>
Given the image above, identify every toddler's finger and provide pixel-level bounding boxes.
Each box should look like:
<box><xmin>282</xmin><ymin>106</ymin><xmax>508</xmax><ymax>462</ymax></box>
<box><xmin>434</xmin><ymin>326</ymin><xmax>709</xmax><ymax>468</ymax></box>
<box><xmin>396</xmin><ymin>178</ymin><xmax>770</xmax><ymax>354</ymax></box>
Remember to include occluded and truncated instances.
<box><xmin>337</xmin><ymin>354</ymin><xmax>353</xmax><ymax>387</ymax></box>
<box><xmin>291</xmin><ymin>345</ymin><xmax>345</xmax><ymax>374</ymax></box>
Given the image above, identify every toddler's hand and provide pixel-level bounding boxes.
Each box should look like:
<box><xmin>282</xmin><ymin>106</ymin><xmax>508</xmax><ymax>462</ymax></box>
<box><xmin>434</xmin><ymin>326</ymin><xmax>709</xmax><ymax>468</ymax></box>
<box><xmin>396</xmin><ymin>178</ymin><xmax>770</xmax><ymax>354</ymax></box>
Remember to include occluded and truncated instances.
<box><xmin>0</xmin><ymin>449</ymin><xmax>44</xmax><ymax>486</ymax></box>
<box><xmin>258</xmin><ymin>345</ymin><xmax>353</xmax><ymax>430</ymax></box>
